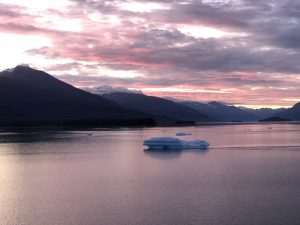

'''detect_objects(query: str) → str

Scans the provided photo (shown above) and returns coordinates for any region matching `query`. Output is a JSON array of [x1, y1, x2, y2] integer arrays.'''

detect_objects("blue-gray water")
[[1, 123, 300, 225]]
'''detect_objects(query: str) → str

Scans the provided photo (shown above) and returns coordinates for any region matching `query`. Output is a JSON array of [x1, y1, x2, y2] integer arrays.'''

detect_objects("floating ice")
[[143, 136, 209, 149]]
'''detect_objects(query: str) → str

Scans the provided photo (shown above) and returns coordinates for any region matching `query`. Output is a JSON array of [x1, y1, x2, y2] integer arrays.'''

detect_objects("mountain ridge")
[[276, 102, 300, 121], [100, 92, 214, 122], [1, 66, 299, 126], [180, 101, 259, 122], [0, 65, 152, 125]]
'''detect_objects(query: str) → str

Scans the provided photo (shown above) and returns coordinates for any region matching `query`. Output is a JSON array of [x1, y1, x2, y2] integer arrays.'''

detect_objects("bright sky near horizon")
[[1, 0, 300, 108]]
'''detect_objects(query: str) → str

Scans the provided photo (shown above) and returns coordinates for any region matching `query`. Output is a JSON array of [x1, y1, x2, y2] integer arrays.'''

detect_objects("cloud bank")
[[1, 0, 300, 107]]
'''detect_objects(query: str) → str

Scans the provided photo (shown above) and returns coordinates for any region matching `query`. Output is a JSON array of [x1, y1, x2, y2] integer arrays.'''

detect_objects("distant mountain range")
[[180, 101, 258, 122], [0, 66, 299, 127], [180, 101, 287, 122], [88, 86, 300, 122], [88, 86, 299, 122], [276, 103, 300, 121], [101, 92, 214, 123], [241, 107, 286, 120]]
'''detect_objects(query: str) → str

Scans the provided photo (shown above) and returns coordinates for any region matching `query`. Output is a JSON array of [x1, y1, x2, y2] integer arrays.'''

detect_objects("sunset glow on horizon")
[[1, 0, 300, 108]]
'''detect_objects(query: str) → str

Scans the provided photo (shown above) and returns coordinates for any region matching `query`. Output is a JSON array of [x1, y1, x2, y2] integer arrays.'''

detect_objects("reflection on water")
[[0, 131, 89, 143], [144, 148, 209, 160], [0, 123, 300, 225]]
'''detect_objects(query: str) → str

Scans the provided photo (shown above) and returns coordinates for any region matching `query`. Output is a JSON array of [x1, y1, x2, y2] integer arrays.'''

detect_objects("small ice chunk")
[[176, 132, 192, 136]]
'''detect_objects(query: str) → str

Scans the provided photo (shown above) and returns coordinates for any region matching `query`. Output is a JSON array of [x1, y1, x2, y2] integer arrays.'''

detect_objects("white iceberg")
[[143, 137, 209, 149]]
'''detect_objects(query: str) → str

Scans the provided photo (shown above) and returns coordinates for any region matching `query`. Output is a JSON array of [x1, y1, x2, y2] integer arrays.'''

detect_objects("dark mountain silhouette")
[[241, 107, 286, 120], [276, 103, 300, 121], [259, 116, 292, 122], [181, 101, 258, 122], [0, 65, 151, 126], [101, 92, 213, 122], [1, 66, 295, 126]]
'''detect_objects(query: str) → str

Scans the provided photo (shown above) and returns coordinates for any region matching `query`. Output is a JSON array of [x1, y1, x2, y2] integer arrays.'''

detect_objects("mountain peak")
[[85, 85, 143, 95], [1, 65, 41, 78], [207, 101, 225, 108], [2, 65, 31, 73], [292, 102, 300, 109], [208, 101, 222, 105], [15, 64, 32, 70]]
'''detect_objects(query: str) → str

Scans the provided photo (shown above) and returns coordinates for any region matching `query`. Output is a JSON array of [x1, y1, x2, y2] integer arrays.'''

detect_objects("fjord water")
[[1, 124, 300, 225]]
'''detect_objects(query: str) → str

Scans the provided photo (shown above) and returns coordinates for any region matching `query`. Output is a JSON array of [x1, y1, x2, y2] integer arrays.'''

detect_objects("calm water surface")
[[1, 123, 300, 225]]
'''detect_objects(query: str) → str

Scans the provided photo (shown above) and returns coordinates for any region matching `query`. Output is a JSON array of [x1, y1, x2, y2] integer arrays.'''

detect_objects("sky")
[[1, 0, 300, 108]]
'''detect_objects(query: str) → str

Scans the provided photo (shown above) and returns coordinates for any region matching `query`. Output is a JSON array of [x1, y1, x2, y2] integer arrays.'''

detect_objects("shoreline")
[[0, 121, 299, 133]]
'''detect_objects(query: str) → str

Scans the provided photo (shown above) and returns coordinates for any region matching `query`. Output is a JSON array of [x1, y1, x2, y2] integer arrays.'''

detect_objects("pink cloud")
[[1, 0, 300, 107]]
